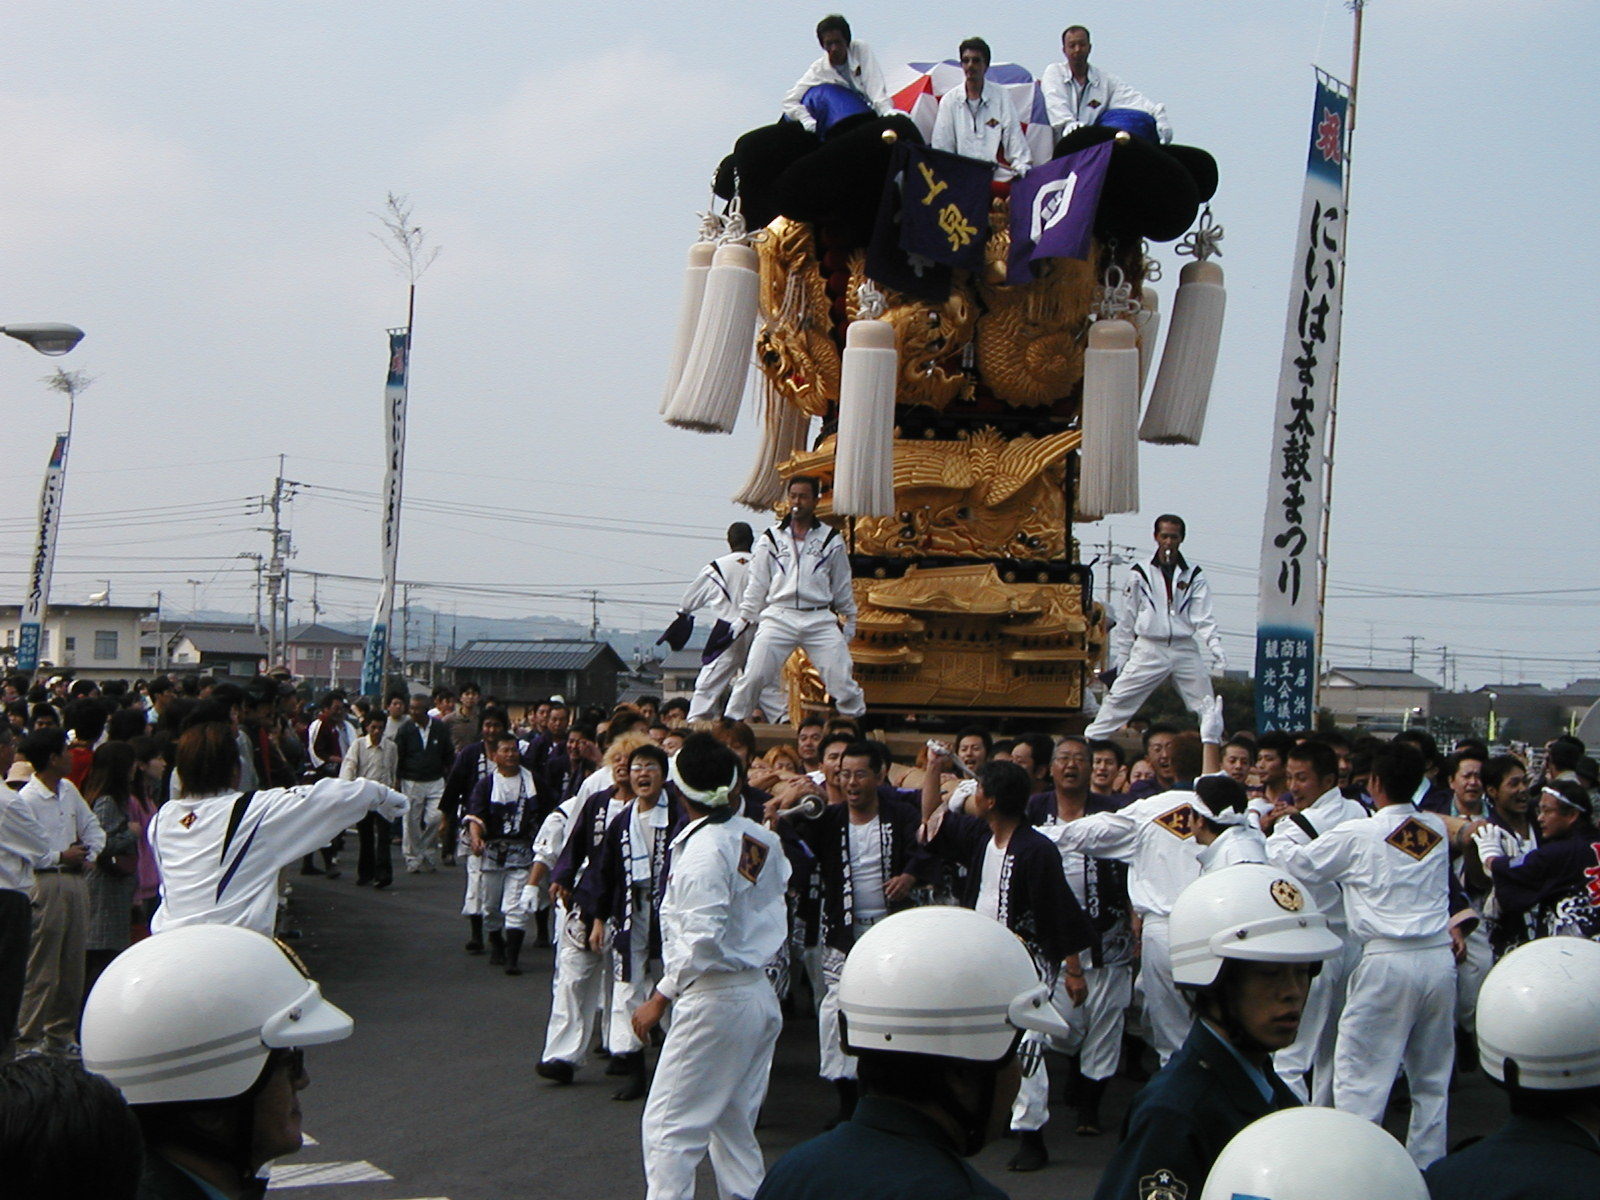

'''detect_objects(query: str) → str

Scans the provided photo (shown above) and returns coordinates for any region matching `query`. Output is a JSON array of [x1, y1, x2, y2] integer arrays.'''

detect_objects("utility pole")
[[262, 456, 296, 669], [430, 611, 440, 685], [1436, 645, 1449, 691], [153, 590, 164, 672], [400, 584, 412, 680], [1404, 635, 1420, 673], [588, 591, 600, 640]]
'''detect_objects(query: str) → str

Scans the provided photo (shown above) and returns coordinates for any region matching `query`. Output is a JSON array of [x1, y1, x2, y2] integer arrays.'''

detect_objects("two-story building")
[[0, 603, 150, 684]]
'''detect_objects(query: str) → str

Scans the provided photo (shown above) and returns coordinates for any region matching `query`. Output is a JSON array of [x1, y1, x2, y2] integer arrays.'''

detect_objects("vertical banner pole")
[[15, 434, 70, 675], [360, 300, 412, 698], [1254, 70, 1350, 732]]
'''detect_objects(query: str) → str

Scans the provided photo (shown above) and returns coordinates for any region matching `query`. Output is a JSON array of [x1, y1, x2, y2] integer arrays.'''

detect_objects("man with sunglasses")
[[81, 923, 354, 1200]]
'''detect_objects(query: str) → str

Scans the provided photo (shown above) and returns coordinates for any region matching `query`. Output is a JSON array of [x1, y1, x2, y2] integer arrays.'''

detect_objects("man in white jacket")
[[673, 523, 762, 723], [1086, 514, 1224, 739], [1040, 25, 1171, 143], [151, 720, 408, 937], [724, 476, 865, 722], [781, 14, 893, 133]]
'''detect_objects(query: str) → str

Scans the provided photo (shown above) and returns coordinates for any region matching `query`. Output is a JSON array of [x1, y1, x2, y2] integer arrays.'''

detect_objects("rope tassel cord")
[[665, 240, 761, 434], [1077, 317, 1141, 521], [733, 377, 810, 510], [1134, 284, 1161, 397]]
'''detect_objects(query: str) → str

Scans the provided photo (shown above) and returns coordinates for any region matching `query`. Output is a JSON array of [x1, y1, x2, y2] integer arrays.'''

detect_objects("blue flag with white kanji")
[[895, 142, 993, 271], [1006, 141, 1112, 284]]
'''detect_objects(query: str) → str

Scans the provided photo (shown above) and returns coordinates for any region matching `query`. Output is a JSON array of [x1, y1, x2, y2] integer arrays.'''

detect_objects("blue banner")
[[360, 328, 409, 697], [1006, 140, 1112, 284]]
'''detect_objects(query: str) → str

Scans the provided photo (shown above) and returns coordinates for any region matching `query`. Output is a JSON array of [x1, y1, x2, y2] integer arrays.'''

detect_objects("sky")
[[1, 1, 1595, 691]]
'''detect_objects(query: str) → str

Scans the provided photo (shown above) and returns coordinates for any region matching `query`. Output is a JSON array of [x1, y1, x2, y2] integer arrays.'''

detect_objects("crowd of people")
[[1, 649, 1597, 1198]]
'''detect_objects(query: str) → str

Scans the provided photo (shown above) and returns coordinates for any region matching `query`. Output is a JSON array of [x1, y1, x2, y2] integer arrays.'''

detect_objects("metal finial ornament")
[[1094, 264, 1137, 321]]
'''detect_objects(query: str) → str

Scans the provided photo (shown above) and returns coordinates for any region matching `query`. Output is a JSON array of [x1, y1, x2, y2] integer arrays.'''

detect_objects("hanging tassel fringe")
[[660, 239, 718, 414], [665, 238, 761, 434], [733, 378, 810, 510], [1133, 285, 1161, 397], [1140, 259, 1226, 445], [832, 314, 897, 517], [1077, 317, 1141, 521]]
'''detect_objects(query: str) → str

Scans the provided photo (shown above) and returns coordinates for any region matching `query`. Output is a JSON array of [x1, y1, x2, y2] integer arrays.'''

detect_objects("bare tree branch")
[[371, 192, 442, 285], [41, 368, 94, 399]]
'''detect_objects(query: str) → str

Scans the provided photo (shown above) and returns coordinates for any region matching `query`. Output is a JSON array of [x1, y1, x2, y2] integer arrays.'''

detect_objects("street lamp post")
[[1487, 691, 1499, 744], [8, 324, 88, 676]]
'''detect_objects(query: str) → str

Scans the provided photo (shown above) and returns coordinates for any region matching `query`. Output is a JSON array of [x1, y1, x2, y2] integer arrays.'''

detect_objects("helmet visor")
[[260, 979, 354, 1048]]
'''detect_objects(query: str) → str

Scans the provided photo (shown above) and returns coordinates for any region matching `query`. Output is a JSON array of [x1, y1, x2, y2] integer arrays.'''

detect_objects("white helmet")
[[82, 924, 353, 1105], [838, 907, 1069, 1062], [1199, 1106, 1427, 1200], [1477, 935, 1600, 1089], [1169, 862, 1342, 987]]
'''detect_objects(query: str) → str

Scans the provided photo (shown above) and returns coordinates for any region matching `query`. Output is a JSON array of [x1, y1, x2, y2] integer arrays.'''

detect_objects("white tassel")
[[832, 316, 897, 517], [1077, 318, 1141, 521], [665, 242, 760, 434], [1141, 259, 1226, 445], [1134, 285, 1161, 397], [733, 378, 810, 510], [660, 240, 718, 414]]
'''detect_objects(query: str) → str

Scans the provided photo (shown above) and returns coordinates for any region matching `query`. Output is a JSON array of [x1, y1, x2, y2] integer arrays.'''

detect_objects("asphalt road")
[[271, 865, 1505, 1200]]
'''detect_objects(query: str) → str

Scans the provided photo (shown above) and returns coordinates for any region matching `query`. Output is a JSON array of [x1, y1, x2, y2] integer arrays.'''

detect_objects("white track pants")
[[686, 627, 764, 723], [479, 867, 531, 934], [1333, 943, 1455, 1169], [609, 909, 663, 1056], [541, 905, 609, 1066], [1137, 917, 1189, 1066], [1085, 638, 1215, 739], [643, 972, 780, 1200], [1454, 922, 1493, 1035], [401, 778, 444, 870], [725, 608, 865, 721], [1057, 962, 1133, 1081], [1275, 931, 1357, 1104], [816, 946, 857, 1081]]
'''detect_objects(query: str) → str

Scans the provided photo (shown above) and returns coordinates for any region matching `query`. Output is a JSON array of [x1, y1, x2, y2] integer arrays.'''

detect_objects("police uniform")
[[676, 550, 762, 723], [1085, 553, 1223, 739], [1273, 801, 1458, 1167], [642, 807, 790, 1200], [754, 1096, 1008, 1199], [1424, 1113, 1600, 1200], [1264, 785, 1370, 1103], [724, 518, 865, 722], [1047, 787, 1213, 1063], [1092, 1020, 1299, 1200]]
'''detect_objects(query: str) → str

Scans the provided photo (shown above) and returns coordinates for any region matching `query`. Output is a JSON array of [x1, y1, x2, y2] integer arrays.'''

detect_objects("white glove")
[[1210, 646, 1228, 673], [1473, 824, 1514, 869], [1199, 696, 1225, 745], [731, 617, 750, 638], [840, 619, 857, 641]]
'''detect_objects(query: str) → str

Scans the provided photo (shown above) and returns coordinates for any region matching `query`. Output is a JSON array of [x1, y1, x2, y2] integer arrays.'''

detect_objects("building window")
[[94, 630, 119, 660], [64, 636, 77, 652], [305, 646, 325, 660]]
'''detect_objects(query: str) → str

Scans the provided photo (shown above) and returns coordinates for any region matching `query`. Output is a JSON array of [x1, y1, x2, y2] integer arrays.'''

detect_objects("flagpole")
[[1311, 0, 1365, 716]]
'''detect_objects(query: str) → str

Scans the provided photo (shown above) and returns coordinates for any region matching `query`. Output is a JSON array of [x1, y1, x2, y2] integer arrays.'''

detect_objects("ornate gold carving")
[[844, 252, 976, 411], [975, 254, 1097, 407], [755, 218, 840, 418]]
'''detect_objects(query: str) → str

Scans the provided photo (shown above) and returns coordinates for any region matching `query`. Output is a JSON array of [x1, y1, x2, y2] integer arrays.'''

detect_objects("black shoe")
[[465, 915, 485, 954], [536, 1059, 575, 1085], [1007, 1130, 1048, 1172], [355, 877, 372, 887], [503, 930, 525, 976], [324, 865, 342, 880], [488, 931, 506, 966], [606, 1053, 632, 1076], [299, 859, 325, 877], [375, 877, 392, 890], [611, 1053, 648, 1101]]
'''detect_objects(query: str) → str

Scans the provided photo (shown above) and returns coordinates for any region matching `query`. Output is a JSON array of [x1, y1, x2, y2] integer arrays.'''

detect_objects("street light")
[[1487, 691, 1499, 744], [1, 323, 85, 356]]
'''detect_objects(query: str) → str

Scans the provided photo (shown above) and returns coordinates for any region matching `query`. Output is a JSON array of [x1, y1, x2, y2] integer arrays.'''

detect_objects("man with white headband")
[[632, 733, 790, 1200], [1474, 778, 1600, 941]]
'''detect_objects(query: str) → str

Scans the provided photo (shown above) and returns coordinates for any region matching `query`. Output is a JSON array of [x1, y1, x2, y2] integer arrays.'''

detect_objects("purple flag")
[[1006, 141, 1112, 284]]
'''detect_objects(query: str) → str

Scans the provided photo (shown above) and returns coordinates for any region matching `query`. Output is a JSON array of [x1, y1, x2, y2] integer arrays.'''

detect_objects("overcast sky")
[[1, 1, 1593, 690]]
